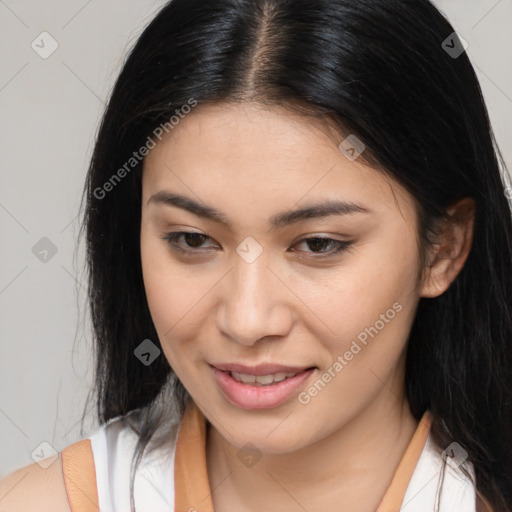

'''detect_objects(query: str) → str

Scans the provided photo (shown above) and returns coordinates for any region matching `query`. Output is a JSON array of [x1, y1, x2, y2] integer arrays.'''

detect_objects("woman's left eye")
[[292, 236, 352, 256], [160, 231, 352, 257]]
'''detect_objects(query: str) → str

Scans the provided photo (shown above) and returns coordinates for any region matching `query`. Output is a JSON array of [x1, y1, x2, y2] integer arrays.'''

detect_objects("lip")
[[210, 364, 316, 410]]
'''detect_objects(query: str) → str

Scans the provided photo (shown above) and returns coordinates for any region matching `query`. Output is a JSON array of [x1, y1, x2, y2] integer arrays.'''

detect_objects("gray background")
[[1, 0, 511, 476]]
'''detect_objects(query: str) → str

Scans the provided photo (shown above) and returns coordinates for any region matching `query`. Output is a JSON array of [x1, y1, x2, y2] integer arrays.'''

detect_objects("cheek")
[[296, 231, 421, 369], [140, 227, 216, 370], [140, 228, 189, 345], [141, 226, 193, 321], [140, 228, 173, 326], [293, 251, 419, 432]]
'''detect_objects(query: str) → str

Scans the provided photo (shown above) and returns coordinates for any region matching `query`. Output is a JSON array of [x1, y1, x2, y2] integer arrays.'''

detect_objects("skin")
[[139, 102, 474, 512]]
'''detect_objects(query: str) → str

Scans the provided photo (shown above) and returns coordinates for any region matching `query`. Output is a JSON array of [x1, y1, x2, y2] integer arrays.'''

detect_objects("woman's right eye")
[[160, 231, 217, 253]]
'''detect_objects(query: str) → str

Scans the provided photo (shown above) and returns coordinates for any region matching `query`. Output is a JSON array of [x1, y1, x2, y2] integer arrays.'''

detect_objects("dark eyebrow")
[[147, 191, 373, 231]]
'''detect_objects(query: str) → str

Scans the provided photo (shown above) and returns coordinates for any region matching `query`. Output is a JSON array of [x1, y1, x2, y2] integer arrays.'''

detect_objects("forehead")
[[141, 102, 415, 223]]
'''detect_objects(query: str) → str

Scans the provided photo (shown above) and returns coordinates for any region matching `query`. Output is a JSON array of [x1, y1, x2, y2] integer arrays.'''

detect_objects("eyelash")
[[160, 231, 353, 258]]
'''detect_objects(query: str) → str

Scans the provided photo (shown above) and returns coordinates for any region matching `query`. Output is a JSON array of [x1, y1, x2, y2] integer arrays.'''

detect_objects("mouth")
[[210, 363, 317, 409]]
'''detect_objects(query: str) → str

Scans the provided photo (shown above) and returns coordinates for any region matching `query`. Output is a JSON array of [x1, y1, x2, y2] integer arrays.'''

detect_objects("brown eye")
[[181, 232, 208, 248], [161, 231, 217, 253], [292, 237, 353, 256]]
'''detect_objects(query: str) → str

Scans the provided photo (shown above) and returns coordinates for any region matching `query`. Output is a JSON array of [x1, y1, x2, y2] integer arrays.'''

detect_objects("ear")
[[420, 197, 475, 298]]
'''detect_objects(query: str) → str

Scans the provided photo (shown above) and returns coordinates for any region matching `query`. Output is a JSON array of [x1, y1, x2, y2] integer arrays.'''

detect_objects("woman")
[[1, 0, 511, 510]]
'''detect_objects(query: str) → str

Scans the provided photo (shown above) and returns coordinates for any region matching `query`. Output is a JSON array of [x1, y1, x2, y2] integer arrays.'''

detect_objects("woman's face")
[[140, 102, 426, 453]]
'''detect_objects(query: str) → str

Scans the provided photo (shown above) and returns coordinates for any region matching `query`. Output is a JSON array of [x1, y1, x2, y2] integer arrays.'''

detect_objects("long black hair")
[[80, 0, 512, 510]]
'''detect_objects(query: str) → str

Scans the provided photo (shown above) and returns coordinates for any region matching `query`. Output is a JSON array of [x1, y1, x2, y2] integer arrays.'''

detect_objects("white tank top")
[[88, 413, 179, 512], [85, 408, 477, 512]]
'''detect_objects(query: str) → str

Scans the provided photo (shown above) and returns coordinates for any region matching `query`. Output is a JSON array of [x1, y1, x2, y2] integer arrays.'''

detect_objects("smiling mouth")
[[211, 365, 317, 409]]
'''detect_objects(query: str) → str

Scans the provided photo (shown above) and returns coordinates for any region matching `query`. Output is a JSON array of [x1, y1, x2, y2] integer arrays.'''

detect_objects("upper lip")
[[210, 362, 315, 376]]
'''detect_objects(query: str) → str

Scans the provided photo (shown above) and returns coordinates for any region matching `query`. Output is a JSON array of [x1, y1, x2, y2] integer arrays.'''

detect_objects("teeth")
[[238, 372, 256, 383], [256, 374, 274, 385], [230, 371, 298, 385]]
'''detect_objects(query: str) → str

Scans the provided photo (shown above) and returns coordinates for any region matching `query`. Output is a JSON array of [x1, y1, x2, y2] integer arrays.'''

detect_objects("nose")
[[216, 251, 294, 346]]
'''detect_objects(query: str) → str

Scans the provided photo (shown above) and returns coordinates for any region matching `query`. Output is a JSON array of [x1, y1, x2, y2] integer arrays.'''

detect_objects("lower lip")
[[211, 366, 315, 410]]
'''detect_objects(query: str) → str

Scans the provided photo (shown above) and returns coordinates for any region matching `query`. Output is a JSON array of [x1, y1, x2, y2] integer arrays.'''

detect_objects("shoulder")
[[0, 410, 181, 512], [0, 455, 71, 512], [0, 415, 132, 512]]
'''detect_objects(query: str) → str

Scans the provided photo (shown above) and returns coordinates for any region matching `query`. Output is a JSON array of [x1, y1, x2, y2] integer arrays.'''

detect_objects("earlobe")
[[420, 197, 475, 299]]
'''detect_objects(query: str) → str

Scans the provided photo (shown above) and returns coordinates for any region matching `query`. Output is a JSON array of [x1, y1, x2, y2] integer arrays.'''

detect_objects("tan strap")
[[376, 411, 433, 512], [174, 399, 214, 512], [61, 439, 100, 512]]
